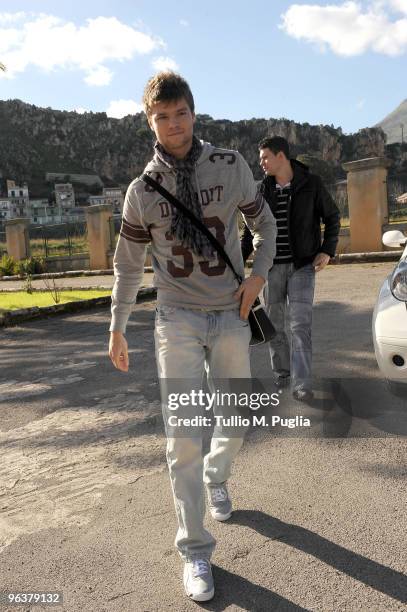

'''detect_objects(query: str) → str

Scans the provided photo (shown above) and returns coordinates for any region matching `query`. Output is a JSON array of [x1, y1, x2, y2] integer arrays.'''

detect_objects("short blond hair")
[[142, 71, 195, 117]]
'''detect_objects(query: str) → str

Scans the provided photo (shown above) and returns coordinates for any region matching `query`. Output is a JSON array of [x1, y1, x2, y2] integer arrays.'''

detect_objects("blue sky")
[[0, 0, 406, 134]]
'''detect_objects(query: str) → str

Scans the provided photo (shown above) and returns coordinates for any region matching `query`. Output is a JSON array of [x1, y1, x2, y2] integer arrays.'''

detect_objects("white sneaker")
[[183, 559, 214, 602], [206, 482, 232, 521]]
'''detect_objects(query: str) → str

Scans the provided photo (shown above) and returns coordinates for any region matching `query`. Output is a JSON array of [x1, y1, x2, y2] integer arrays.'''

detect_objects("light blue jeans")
[[154, 305, 251, 561], [264, 263, 315, 391]]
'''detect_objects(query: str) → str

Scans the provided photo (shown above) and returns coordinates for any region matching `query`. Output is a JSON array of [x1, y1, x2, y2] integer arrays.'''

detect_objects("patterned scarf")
[[154, 136, 214, 259]]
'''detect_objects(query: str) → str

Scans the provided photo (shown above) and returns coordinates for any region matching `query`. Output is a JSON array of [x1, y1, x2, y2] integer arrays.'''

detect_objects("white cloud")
[[151, 56, 179, 72], [0, 12, 27, 24], [106, 99, 143, 118], [280, 1, 407, 56], [84, 65, 113, 86], [0, 13, 165, 85], [179, 19, 189, 27], [390, 0, 407, 15]]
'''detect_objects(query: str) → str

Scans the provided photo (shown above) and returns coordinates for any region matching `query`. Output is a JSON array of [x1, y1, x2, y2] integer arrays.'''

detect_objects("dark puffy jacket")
[[241, 159, 341, 269]]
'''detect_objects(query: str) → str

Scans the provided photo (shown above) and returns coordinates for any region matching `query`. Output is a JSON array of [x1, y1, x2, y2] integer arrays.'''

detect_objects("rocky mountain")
[[0, 99, 388, 197], [376, 99, 407, 145]]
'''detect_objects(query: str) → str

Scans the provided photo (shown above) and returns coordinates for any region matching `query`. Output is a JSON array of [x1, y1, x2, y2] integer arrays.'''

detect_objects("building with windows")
[[103, 187, 124, 213], [6, 180, 30, 217], [0, 198, 12, 223], [29, 199, 63, 224], [396, 192, 407, 205], [1, 178, 92, 225], [89, 187, 123, 214], [55, 183, 75, 212]]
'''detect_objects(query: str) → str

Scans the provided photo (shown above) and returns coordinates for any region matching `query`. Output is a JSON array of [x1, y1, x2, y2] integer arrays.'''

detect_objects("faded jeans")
[[154, 305, 251, 561], [264, 263, 315, 391]]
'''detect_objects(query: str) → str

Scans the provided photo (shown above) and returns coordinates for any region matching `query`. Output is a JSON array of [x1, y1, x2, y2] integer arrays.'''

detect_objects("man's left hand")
[[234, 274, 265, 320], [313, 252, 331, 272]]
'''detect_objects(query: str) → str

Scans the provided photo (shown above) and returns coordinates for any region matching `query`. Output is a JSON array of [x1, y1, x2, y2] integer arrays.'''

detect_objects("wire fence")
[[2, 182, 406, 262], [388, 178, 407, 222], [29, 222, 89, 258], [0, 231, 6, 257]]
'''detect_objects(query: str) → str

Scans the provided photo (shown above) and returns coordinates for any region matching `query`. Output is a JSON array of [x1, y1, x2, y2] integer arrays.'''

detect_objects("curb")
[[0, 267, 154, 282], [0, 286, 157, 328], [0, 286, 113, 293], [0, 253, 399, 282], [0, 250, 402, 283], [245, 250, 402, 267], [0, 269, 114, 282], [0, 251, 401, 328], [332, 251, 402, 264]]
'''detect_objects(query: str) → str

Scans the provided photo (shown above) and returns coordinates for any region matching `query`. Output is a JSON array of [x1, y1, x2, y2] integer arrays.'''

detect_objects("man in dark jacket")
[[241, 136, 340, 401]]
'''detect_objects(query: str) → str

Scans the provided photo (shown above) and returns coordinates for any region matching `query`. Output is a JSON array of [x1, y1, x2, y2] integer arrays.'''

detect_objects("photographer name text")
[[167, 415, 311, 428]]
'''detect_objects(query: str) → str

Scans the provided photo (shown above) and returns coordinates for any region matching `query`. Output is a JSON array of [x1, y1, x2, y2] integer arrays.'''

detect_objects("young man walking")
[[108, 72, 276, 601], [242, 136, 340, 402]]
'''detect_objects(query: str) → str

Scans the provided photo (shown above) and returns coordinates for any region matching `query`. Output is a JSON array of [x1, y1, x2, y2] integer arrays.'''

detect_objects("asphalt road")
[[0, 262, 406, 612]]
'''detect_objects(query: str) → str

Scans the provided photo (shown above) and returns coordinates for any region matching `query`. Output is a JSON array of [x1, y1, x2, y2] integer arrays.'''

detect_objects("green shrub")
[[0, 254, 16, 277], [23, 273, 33, 294], [16, 256, 47, 276]]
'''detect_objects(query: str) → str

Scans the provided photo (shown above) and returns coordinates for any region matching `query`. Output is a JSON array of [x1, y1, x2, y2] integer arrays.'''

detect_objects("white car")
[[373, 229, 407, 389]]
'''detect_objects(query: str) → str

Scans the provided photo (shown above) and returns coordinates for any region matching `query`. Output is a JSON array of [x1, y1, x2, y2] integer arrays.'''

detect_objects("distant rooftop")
[[45, 172, 103, 187]]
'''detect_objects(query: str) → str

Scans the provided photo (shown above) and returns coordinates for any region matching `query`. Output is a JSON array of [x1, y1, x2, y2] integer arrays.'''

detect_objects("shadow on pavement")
[[231, 510, 407, 605], [200, 565, 308, 611]]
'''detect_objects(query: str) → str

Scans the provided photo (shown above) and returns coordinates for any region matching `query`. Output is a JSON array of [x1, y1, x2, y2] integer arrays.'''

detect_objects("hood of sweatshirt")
[[143, 140, 215, 174]]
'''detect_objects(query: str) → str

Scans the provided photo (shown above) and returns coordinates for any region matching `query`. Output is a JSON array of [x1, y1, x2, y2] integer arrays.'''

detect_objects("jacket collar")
[[263, 158, 310, 196], [290, 158, 309, 191]]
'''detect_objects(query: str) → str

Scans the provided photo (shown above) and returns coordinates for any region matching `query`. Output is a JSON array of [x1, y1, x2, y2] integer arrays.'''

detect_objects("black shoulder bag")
[[141, 173, 275, 346]]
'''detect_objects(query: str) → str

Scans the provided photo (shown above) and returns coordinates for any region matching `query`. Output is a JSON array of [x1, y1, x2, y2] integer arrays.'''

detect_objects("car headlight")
[[390, 260, 407, 301]]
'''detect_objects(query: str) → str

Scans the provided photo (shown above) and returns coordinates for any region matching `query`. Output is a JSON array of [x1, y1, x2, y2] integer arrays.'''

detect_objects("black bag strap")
[[141, 173, 243, 283]]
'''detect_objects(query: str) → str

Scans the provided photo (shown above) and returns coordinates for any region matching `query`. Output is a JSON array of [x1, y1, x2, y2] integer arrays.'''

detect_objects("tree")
[[0, 63, 6, 72]]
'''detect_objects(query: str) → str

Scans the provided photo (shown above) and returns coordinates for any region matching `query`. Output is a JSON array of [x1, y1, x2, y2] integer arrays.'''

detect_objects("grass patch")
[[389, 216, 407, 224], [0, 289, 111, 311], [29, 237, 88, 257]]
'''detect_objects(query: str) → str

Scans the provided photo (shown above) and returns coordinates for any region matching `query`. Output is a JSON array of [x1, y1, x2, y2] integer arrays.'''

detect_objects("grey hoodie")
[[110, 141, 276, 333]]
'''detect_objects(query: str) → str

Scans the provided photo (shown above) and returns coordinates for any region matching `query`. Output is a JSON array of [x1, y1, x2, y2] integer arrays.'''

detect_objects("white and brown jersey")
[[110, 142, 276, 333], [119, 218, 151, 245]]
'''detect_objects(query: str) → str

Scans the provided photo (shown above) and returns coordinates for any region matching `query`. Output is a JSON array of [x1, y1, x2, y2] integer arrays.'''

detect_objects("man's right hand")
[[109, 331, 129, 372]]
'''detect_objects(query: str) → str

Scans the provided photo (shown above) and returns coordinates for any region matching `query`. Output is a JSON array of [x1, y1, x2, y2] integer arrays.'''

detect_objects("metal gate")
[[29, 222, 88, 258], [388, 178, 407, 222], [0, 229, 6, 257]]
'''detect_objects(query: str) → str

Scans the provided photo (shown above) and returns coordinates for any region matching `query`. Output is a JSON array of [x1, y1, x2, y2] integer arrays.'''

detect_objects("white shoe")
[[183, 559, 214, 602], [206, 482, 232, 521]]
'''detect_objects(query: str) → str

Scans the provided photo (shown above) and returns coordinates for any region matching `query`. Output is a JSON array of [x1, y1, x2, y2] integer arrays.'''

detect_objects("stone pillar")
[[85, 204, 114, 270], [5, 217, 30, 260], [342, 157, 392, 253]]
